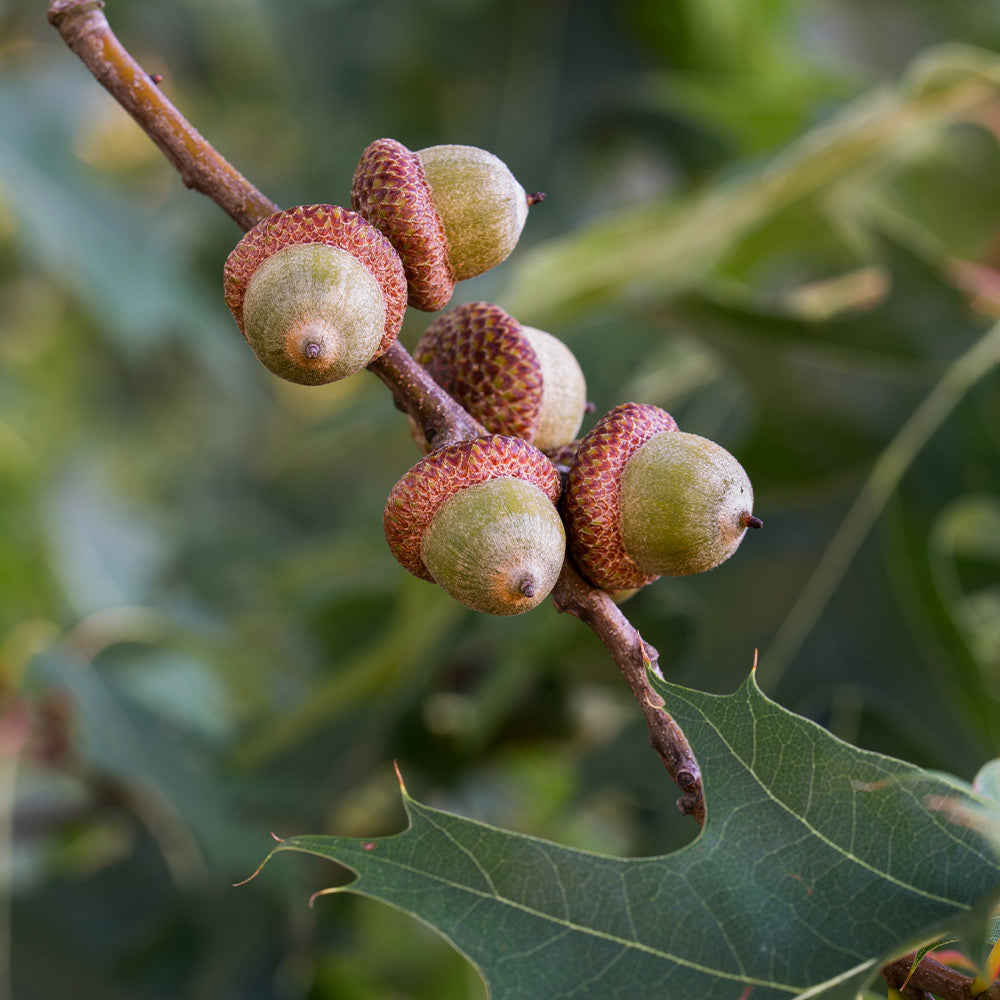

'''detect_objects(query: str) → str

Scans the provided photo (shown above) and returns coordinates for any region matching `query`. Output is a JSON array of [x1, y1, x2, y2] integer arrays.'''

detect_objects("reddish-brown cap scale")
[[562, 402, 679, 591], [384, 435, 561, 582], [351, 138, 454, 312], [415, 302, 543, 442], [223, 204, 407, 358]]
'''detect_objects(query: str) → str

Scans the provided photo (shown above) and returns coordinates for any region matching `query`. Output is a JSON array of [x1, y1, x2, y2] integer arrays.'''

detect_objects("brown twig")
[[551, 562, 704, 822], [46, 0, 703, 820], [882, 952, 1000, 1000], [46, 0, 484, 457], [368, 344, 487, 449], [46, 0, 277, 231]]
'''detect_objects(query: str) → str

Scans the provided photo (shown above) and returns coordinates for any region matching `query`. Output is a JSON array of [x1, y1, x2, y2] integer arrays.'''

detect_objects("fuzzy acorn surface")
[[619, 430, 759, 577], [421, 477, 565, 615], [417, 145, 529, 281], [415, 301, 587, 452], [384, 435, 564, 615]]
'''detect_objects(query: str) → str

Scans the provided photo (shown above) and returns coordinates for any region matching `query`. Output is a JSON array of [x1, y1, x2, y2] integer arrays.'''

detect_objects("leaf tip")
[[233, 858, 267, 888], [393, 759, 409, 796], [308, 886, 340, 909], [233, 832, 286, 887]]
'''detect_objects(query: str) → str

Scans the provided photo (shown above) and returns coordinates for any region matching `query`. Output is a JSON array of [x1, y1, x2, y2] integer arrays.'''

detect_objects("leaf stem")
[[46, 0, 704, 818]]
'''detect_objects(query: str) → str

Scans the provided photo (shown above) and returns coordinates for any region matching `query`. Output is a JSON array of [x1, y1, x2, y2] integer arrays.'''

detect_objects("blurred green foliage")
[[1, 1, 998, 998]]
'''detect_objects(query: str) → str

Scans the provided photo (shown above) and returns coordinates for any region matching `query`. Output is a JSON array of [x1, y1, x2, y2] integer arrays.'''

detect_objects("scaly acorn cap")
[[562, 402, 761, 590], [414, 301, 587, 452], [384, 435, 564, 615], [561, 402, 679, 591], [351, 139, 536, 311], [223, 204, 407, 385]]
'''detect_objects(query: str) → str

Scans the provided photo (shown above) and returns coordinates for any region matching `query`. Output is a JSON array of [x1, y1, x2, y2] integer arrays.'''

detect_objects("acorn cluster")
[[222, 138, 761, 616]]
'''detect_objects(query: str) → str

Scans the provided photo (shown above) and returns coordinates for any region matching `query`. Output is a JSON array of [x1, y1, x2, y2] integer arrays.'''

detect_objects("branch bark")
[[882, 952, 1000, 1000], [551, 561, 704, 822], [47, 0, 702, 821], [47, 0, 278, 231]]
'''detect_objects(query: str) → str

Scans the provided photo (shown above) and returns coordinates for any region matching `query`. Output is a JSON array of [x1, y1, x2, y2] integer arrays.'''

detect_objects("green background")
[[1, 1, 998, 998]]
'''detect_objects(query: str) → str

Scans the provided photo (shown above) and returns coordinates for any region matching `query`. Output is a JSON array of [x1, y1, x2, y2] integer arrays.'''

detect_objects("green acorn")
[[562, 402, 761, 591], [352, 139, 540, 311], [223, 204, 407, 385], [384, 435, 564, 616]]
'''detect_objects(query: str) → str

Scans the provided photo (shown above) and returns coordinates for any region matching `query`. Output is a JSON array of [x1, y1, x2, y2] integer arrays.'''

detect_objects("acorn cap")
[[414, 302, 586, 451], [561, 402, 679, 591], [351, 139, 454, 312], [224, 204, 407, 360]]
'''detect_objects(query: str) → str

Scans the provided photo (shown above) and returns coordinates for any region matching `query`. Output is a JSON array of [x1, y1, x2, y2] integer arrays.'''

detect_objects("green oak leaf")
[[254, 673, 1000, 999]]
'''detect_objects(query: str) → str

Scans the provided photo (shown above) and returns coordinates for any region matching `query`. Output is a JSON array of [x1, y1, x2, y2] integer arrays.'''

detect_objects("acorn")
[[352, 138, 539, 311], [562, 402, 761, 591], [414, 302, 587, 452], [384, 435, 564, 615], [223, 204, 407, 385]]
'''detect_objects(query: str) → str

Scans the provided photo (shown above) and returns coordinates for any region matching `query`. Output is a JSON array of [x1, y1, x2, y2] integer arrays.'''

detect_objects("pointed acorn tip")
[[526, 191, 547, 206], [741, 513, 764, 530], [520, 578, 536, 598], [304, 341, 322, 359]]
